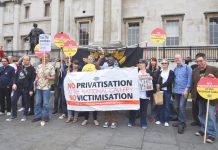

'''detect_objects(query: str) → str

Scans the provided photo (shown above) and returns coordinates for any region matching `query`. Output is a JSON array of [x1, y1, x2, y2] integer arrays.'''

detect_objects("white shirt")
[[161, 69, 170, 91]]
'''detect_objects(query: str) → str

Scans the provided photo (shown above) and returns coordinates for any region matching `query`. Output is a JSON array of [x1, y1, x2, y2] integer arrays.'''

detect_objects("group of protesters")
[[0, 52, 217, 143]]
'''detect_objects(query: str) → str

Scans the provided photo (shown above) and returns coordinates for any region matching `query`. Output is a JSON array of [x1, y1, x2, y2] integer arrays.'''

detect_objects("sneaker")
[[6, 116, 16, 122], [164, 122, 169, 127], [6, 112, 11, 116], [206, 136, 215, 143], [18, 107, 24, 112], [142, 126, 148, 129], [110, 122, 117, 129], [81, 120, 88, 126], [103, 122, 109, 128], [32, 117, 41, 123], [0, 112, 5, 115], [59, 114, 66, 119], [93, 120, 99, 126], [128, 123, 133, 127], [155, 121, 161, 125], [195, 131, 204, 136], [21, 116, 27, 122]]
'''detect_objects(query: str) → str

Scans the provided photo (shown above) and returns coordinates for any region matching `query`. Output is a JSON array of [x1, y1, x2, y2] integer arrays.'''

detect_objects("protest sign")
[[138, 74, 153, 91], [39, 34, 51, 52], [64, 67, 140, 111]]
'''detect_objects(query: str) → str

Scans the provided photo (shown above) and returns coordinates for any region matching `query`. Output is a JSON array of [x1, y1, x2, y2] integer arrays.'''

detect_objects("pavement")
[[0, 110, 218, 150]]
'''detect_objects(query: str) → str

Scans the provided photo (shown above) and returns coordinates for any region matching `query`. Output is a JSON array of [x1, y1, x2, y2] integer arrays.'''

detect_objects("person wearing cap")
[[0, 57, 15, 116], [128, 59, 152, 129]]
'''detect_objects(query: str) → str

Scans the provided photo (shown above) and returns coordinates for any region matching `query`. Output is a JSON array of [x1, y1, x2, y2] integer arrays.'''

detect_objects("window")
[[162, 14, 184, 46], [25, 6, 30, 19], [209, 18, 218, 44], [4, 37, 13, 50], [79, 22, 89, 45], [128, 23, 139, 46], [44, 3, 51, 17], [165, 20, 179, 46]]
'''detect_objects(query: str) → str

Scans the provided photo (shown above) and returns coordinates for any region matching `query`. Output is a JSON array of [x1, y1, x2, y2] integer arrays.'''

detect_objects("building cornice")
[[74, 16, 94, 23], [161, 13, 185, 21], [204, 11, 218, 19], [123, 16, 144, 24]]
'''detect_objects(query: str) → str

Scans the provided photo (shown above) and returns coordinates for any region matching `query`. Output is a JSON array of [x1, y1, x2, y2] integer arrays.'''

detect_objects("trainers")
[[32, 117, 41, 123], [110, 122, 117, 129], [103, 122, 109, 128], [142, 125, 148, 129], [21, 116, 27, 122], [164, 122, 169, 127], [206, 136, 215, 143], [81, 120, 88, 126], [94, 120, 99, 126], [128, 123, 133, 127], [18, 107, 24, 112], [195, 131, 204, 136], [59, 114, 66, 119], [155, 121, 161, 125], [6, 116, 16, 121], [6, 112, 11, 116], [0, 112, 5, 115]]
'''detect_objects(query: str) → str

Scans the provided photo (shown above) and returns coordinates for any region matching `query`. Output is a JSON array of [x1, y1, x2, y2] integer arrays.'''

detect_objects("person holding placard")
[[128, 59, 152, 129], [192, 53, 218, 143]]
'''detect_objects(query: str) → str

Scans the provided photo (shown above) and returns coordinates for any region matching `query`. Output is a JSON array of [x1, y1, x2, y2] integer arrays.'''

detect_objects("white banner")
[[39, 34, 51, 52], [64, 67, 140, 111]]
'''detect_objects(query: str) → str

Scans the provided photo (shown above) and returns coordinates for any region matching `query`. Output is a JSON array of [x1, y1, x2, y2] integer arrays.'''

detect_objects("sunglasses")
[[161, 62, 168, 64]]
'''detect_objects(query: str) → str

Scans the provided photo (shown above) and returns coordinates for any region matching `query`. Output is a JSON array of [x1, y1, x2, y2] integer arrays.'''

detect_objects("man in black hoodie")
[[6, 55, 36, 121]]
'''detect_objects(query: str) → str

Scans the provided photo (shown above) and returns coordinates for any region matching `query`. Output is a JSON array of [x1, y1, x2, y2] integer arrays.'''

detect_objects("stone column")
[[0, 2, 5, 47], [94, 0, 104, 46], [51, 0, 60, 39], [13, 2, 21, 50], [110, 0, 122, 46], [63, 0, 71, 33]]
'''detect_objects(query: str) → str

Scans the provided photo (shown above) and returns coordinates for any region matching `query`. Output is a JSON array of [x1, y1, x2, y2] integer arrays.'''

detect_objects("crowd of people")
[[0, 52, 217, 143]]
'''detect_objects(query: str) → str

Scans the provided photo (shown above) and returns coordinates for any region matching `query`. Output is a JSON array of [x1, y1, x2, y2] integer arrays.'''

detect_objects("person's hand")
[[12, 84, 17, 91], [182, 89, 189, 98], [208, 74, 215, 78], [83, 58, 88, 63], [29, 91, 33, 96], [99, 55, 105, 60]]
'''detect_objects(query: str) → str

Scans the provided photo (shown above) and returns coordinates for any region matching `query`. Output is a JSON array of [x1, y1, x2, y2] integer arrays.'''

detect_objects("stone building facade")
[[0, 0, 218, 50]]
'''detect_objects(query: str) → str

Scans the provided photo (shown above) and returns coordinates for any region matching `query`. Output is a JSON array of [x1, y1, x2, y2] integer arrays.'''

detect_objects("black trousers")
[[84, 112, 98, 120], [192, 100, 200, 124], [0, 87, 12, 113]]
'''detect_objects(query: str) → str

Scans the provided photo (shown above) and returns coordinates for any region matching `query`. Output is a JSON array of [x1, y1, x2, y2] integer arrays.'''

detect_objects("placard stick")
[[203, 99, 210, 144], [60, 48, 63, 77], [68, 56, 71, 73], [157, 46, 159, 62]]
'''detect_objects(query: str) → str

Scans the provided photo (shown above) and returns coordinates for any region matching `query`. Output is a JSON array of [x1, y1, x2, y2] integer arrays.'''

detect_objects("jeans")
[[0, 87, 12, 113], [174, 93, 187, 126], [129, 99, 149, 127], [35, 89, 50, 119], [160, 91, 171, 123], [198, 99, 216, 138], [11, 89, 30, 117], [53, 85, 62, 112]]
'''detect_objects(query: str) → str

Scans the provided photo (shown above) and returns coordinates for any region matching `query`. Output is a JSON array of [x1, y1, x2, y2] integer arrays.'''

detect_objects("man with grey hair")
[[173, 54, 192, 134]]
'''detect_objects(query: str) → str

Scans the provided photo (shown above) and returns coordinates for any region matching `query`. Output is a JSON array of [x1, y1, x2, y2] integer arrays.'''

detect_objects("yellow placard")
[[63, 47, 78, 57], [82, 64, 96, 72], [151, 35, 166, 44]]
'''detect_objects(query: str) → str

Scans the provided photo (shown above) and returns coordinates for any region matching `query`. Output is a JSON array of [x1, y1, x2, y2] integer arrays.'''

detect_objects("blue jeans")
[[174, 94, 187, 126], [129, 99, 149, 127], [160, 91, 171, 123], [35, 89, 50, 119], [198, 99, 216, 138], [11, 89, 30, 117]]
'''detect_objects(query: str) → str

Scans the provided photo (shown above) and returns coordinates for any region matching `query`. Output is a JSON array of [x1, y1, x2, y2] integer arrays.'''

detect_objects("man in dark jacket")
[[6, 55, 36, 121], [192, 53, 218, 143], [0, 57, 15, 115]]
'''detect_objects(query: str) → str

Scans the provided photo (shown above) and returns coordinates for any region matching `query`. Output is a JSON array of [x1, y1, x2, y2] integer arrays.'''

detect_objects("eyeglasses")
[[161, 62, 168, 64]]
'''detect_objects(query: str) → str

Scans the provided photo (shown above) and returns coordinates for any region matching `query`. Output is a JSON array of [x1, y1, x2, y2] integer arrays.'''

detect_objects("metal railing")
[[144, 46, 218, 62], [3, 46, 218, 62]]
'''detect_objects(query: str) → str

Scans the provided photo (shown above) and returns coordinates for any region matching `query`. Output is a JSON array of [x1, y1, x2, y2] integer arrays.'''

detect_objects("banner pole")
[[157, 46, 159, 62], [203, 99, 210, 144], [60, 48, 63, 77], [68, 56, 71, 73]]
